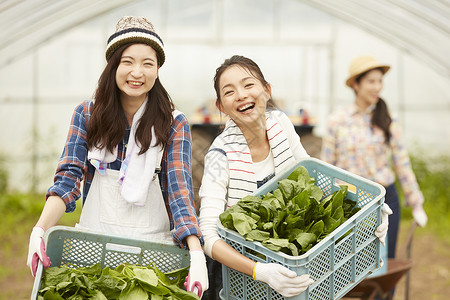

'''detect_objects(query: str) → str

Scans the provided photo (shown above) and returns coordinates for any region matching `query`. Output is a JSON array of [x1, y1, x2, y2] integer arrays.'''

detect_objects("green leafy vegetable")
[[220, 166, 360, 256], [38, 263, 199, 300]]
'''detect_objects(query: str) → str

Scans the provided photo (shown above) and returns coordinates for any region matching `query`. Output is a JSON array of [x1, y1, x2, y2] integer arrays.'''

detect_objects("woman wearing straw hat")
[[26, 16, 208, 297], [321, 55, 428, 260]]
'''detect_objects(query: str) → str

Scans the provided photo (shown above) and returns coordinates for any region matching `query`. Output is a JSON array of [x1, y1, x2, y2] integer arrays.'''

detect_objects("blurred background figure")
[[321, 55, 428, 261]]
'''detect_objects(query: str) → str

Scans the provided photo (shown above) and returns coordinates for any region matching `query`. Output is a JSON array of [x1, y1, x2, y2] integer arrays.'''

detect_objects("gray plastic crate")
[[31, 226, 189, 299], [218, 157, 386, 300]]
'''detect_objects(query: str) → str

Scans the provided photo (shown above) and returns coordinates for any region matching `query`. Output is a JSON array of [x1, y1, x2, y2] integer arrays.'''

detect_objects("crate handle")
[[334, 179, 357, 194], [106, 243, 142, 254]]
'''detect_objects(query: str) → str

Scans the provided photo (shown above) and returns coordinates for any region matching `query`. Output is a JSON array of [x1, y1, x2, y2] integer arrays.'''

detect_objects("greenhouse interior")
[[1, 1, 450, 300], [0, 0, 449, 193]]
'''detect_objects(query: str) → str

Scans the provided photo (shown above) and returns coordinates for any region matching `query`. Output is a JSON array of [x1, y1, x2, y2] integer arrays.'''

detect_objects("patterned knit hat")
[[105, 16, 165, 66]]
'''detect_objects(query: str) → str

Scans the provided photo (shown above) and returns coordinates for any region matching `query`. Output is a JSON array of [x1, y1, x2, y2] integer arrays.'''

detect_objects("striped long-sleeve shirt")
[[198, 110, 309, 257], [46, 100, 202, 247]]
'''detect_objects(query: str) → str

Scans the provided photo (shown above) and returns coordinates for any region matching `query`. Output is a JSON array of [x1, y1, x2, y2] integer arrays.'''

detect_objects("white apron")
[[77, 148, 172, 243]]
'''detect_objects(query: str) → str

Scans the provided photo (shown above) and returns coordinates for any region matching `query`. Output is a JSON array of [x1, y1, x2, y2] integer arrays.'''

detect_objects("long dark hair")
[[355, 68, 392, 144], [213, 55, 270, 108], [87, 43, 174, 154]]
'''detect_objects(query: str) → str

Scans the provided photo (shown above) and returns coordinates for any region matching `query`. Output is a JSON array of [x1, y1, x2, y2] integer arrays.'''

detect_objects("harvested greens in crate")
[[31, 226, 197, 300], [218, 158, 386, 300]]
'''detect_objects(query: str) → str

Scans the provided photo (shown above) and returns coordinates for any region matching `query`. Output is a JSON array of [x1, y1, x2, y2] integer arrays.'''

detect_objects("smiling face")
[[115, 43, 159, 103], [352, 68, 384, 110], [217, 65, 271, 128]]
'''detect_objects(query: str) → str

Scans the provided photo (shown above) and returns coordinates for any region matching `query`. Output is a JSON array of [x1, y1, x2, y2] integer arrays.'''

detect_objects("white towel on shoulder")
[[87, 98, 159, 206], [222, 111, 297, 204]]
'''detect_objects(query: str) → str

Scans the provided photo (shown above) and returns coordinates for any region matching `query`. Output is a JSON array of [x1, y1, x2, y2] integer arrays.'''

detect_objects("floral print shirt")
[[321, 104, 423, 207]]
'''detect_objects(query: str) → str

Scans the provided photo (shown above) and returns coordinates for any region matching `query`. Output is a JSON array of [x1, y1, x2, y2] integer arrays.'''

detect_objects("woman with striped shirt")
[[200, 55, 392, 299], [198, 55, 314, 299]]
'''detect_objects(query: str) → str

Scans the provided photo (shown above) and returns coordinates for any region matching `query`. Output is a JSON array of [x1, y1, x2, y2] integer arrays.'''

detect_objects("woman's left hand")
[[184, 250, 209, 298], [375, 203, 393, 246]]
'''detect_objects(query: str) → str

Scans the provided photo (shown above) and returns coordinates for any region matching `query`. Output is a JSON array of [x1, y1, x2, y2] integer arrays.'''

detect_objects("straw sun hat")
[[345, 55, 390, 87], [105, 16, 165, 66]]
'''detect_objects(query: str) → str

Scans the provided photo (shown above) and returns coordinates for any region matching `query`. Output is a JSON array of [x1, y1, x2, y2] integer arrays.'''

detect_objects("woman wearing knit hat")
[[26, 16, 208, 297], [321, 55, 428, 262]]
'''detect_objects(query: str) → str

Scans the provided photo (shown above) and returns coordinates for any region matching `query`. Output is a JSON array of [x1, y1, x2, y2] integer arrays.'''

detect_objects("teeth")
[[129, 81, 142, 86], [238, 103, 254, 112]]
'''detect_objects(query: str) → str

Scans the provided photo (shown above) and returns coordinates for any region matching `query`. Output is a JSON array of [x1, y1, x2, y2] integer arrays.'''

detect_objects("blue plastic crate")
[[218, 157, 386, 300], [367, 238, 388, 278], [31, 226, 190, 299]]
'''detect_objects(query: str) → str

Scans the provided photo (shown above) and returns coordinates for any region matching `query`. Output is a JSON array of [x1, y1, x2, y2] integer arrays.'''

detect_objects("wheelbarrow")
[[343, 221, 417, 300]]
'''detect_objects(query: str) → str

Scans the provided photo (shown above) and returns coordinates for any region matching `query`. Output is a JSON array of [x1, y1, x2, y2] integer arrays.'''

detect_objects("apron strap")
[[153, 145, 164, 180]]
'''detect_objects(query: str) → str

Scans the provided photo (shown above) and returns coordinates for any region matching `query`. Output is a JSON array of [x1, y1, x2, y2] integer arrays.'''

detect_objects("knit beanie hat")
[[105, 16, 165, 66]]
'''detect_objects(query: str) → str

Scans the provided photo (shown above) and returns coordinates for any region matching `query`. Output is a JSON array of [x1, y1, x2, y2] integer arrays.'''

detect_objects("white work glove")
[[26, 226, 51, 276], [184, 250, 209, 298], [254, 262, 313, 298], [375, 203, 393, 246], [412, 203, 427, 227]]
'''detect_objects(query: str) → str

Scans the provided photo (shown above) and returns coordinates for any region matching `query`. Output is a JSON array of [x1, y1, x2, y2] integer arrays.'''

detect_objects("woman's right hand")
[[254, 262, 313, 297], [26, 226, 51, 276], [184, 250, 209, 298], [27, 196, 66, 276]]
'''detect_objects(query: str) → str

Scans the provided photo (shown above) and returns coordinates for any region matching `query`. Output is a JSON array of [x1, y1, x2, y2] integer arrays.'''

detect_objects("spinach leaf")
[[121, 284, 148, 300], [231, 212, 257, 235], [262, 238, 290, 252], [278, 179, 297, 201], [308, 185, 323, 202], [273, 189, 285, 205], [262, 192, 284, 210], [133, 268, 158, 287], [258, 201, 276, 222], [296, 232, 317, 249], [245, 229, 271, 241], [310, 220, 324, 239]]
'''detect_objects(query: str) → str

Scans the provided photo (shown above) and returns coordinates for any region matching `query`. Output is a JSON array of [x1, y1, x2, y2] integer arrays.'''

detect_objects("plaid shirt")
[[321, 105, 424, 207], [47, 100, 202, 247]]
